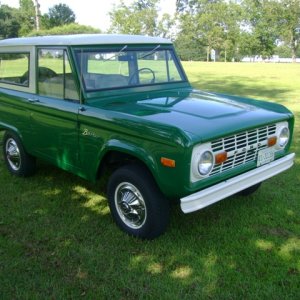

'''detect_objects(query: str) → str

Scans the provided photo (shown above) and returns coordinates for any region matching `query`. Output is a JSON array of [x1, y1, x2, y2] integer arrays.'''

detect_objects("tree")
[[156, 13, 176, 39], [0, 5, 21, 39], [176, 0, 242, 61], [42, 3, 76, 29], [276, 0, 300, 62], [240, 0, 280, 59], [34, 0, 41, 31], [19, 0, 35, 36], [108, 0, 159, 36]]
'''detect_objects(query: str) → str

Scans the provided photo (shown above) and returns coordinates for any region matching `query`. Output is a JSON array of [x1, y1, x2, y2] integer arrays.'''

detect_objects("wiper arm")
[[139, 45, 161, 59], [104, 45, 128, 61]]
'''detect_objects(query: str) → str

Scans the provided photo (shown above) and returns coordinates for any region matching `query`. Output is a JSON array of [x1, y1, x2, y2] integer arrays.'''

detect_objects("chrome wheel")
[[5, 138, 21, 171], [114, 182, 147, 229]]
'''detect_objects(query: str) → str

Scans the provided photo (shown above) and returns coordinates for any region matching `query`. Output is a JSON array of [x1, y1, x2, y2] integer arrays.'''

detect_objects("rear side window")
[[0, 53, 29, 86]]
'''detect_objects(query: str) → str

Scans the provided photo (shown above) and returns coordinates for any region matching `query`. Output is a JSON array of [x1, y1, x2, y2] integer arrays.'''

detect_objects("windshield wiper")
[[104, 45, 128, 61], [139, 45, 161, 59]]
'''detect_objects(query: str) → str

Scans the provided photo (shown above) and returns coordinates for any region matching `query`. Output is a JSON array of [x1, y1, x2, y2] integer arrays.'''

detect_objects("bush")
[[27, 23, 101, 37]]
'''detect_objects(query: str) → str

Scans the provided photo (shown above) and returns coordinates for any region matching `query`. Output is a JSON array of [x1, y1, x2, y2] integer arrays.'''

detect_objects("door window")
[[38, 49, 79, 101]]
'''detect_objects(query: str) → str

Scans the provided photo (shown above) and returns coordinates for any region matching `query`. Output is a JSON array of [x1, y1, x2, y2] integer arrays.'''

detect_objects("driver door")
[[27, 48, 81, 172]]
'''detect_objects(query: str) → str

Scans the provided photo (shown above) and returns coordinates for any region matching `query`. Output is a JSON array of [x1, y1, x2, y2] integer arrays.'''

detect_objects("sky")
[[0, 0, 176, 31]]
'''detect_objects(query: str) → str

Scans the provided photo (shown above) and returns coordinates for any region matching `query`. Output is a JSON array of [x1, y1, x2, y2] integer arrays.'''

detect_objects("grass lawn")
[[1, 62, 299, 299]]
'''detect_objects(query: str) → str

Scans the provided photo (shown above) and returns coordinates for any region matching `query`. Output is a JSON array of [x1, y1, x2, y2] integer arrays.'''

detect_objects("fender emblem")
[[82, 128, 99, 138]]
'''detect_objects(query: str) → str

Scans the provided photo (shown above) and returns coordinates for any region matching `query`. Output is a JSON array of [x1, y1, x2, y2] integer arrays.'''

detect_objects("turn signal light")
[[268, 136, 277, 147], [161, 157, 176, 168], [215, 151, 228, 165]]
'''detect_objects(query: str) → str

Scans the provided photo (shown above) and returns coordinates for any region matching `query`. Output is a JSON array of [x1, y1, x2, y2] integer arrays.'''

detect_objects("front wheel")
[[107, 164, 170, 239]]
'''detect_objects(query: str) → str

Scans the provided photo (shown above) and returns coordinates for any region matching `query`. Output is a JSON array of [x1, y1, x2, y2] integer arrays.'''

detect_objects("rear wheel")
[[107, 164, 170, 239], [3, 131, 36, 177]]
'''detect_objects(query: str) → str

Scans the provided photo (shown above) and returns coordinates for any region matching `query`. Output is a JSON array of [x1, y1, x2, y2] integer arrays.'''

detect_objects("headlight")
[[198, 151, 214, 176], [278, 126, 290, 148], [191, 144, 215, 182]]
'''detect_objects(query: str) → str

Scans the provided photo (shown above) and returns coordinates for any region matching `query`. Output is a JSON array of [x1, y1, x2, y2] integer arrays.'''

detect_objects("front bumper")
[[180, 153, 295, 213]]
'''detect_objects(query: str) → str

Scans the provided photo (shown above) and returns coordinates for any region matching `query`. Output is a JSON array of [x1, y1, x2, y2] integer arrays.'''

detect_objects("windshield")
[[74, 47, 185, 91]]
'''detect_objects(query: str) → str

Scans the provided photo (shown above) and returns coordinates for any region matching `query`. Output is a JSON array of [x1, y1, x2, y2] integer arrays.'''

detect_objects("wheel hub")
[[6, 138, 21, 171], [115, 183, 147, 229]]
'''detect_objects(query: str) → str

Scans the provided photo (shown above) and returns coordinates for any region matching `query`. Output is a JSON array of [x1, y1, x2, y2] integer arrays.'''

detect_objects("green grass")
[[1, 62, 299, 299], [0, 57, 29, 78]]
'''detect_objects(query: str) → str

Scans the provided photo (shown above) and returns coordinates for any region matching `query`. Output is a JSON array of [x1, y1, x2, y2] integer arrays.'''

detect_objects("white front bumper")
[[180, 153, 295, 213]]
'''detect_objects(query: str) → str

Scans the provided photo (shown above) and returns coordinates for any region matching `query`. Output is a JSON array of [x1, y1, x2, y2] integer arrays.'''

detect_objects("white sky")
[[0, 0, 176, 32]]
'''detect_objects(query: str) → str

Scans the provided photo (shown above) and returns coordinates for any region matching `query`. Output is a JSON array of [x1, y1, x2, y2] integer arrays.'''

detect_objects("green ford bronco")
[[0, 34, 295, 239]]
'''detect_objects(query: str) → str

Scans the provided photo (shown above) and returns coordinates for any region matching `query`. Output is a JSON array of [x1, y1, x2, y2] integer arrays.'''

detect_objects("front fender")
[[93, 138, 190, 198]]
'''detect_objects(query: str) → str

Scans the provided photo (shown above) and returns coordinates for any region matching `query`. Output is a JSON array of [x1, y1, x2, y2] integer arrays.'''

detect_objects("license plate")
[[257, 148, 275, 167]]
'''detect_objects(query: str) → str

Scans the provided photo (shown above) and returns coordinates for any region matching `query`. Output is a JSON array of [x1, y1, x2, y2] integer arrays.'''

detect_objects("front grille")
[[210, 124, 277, 175]]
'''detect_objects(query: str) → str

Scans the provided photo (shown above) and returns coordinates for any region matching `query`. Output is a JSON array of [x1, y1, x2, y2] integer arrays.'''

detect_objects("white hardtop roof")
[[0, 34, 172, 47]]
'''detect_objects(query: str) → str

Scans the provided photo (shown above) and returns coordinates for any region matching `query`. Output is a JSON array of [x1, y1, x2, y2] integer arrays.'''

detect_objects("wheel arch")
[[0, 125, 29, 151], [0, 124, 23, 139], [95, 139, 159, 185]]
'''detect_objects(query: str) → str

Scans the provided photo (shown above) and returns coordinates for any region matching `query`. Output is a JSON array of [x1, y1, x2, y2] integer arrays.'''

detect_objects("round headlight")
[[278, 127, 290, 148], [198, 151, 214, 176]]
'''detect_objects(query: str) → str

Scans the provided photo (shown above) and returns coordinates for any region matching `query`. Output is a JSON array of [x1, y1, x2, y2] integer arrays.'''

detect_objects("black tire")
[[2, 131, 36, 177], [238, 183, 262, 196], [107, 164, 170, 239]]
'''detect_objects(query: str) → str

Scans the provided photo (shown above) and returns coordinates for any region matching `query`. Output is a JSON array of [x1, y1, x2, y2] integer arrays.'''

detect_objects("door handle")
[[28, 98, 40, 103]]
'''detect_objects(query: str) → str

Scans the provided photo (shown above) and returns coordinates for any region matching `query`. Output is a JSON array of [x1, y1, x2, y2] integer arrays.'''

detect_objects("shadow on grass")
[[191, 74, 291, 103], [0, 112, 299, 299], [0, 152, 299, 299]]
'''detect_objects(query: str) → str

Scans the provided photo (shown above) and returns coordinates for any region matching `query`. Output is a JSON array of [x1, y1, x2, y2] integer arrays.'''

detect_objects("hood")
[[91, 89, 292, 144]]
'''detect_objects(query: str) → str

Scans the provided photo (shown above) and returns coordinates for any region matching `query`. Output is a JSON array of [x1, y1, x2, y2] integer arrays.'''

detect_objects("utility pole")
[[34, 0, 41, 31]]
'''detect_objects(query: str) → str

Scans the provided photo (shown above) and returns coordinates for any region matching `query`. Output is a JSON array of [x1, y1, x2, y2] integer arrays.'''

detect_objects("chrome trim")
[[6, 138, 21, 171], [114, 182, 147, 229], [210, 123, 277, 176]]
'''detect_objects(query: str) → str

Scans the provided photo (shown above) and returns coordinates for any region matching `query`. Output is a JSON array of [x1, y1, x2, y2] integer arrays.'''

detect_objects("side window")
[[38, 49, 79, 101], [0, 53, 29, 86]]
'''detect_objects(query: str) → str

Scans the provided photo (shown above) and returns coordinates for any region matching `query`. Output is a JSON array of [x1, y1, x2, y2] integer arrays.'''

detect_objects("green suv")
[[0, 34, 295, 239]]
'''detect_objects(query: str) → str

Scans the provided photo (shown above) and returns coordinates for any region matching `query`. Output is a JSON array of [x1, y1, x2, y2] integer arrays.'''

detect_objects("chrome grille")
[[210, 124, 277, 175]]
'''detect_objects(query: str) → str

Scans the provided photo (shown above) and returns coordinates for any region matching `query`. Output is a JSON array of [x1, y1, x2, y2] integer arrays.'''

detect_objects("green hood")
[[91, 88, 293, 145]]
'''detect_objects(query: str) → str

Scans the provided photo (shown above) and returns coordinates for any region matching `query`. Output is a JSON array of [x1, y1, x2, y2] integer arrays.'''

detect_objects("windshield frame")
[[72, 44, 188, 93]]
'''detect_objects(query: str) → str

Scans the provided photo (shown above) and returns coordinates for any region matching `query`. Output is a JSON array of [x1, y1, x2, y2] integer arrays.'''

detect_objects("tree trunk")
[[207, 46, 209, 62], [291, 48, 296, 63], [34, 0, 40, 31], [291, 36, 297, 63]]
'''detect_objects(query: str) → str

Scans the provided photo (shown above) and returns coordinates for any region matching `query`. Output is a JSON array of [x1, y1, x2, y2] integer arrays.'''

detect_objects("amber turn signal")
[[268, 136, 277, 147], [161, 157, 176, 168], [215, 151, 228, 165]]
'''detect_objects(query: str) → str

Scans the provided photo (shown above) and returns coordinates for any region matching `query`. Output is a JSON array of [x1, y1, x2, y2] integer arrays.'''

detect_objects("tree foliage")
[[109, 0, 175, 39], [27, 23, 101, 37], [42, 3, 76, 29], [0, 0, 299, 61], [176, 0, 242, 61], [109, 0, 159, 36], [0, 5, 21, 39], [276, 0, 300, 62], [19, 0, 35, 36], [175, 0, 300, 61], [240, 0, 280, 58]]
